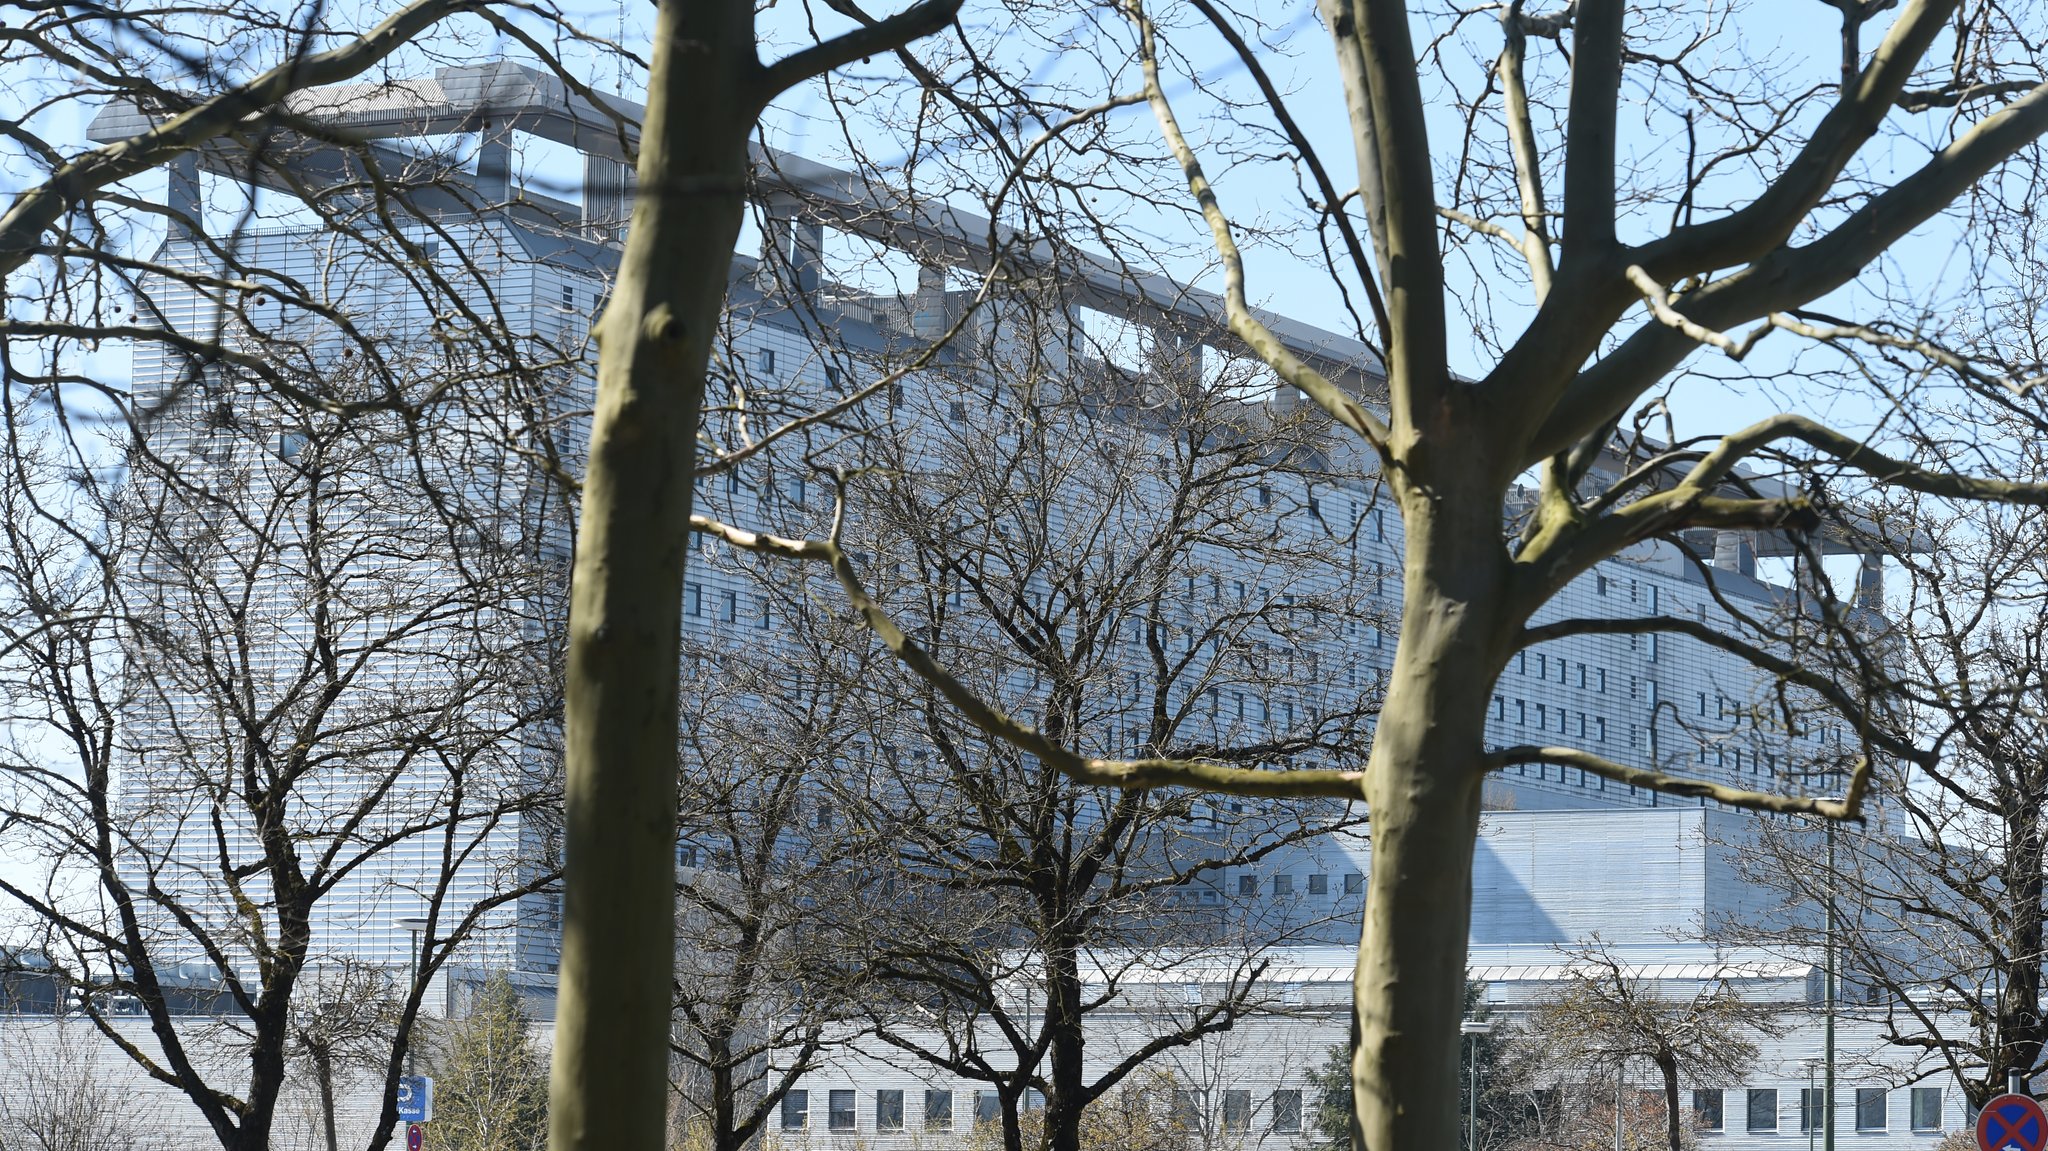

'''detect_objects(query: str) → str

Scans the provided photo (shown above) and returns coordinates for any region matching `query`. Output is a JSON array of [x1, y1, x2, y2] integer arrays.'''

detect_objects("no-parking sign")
[[1978, 1092, 2048, 1151]]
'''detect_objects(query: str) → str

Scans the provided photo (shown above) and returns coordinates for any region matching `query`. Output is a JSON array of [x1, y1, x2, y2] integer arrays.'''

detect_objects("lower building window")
[[925, 1089, 953, 1132], [876, 1090, 903, 1132], [782, 1090, 809, 1130], [1857, 1088, 1887, 1131], [1693, 1089, 1723, 1131], [1911, 1088, 1942, 1132], [1748, 1089, 1779, 1133], [1222, 1090, 1250, 1132], [1272, 1090, 1302, 1133], [830, 1090, 856, 1131], [1800, 1088, 1824, 1132], [975, 1090, 1001, 1127]]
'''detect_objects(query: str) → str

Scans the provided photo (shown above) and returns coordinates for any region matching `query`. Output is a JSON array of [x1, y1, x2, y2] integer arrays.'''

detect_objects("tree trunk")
[[1352, 485, 1509, 1151], [549, 0, 755, 1147], [711, 1047, 739, 1151], [1044, 937, 1086, 1151], [1658, 1052, 1681, 1151], [314, 1047, 341, 1151], [1993, 772, 2047, 1106], [998, 1090, 1025, 1151]]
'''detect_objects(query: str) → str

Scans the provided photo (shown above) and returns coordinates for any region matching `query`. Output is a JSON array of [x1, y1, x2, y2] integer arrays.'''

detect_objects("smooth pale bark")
[[551, 0, 960, 1145], [550, 1, 754, 1147], [1353, 470, 1513, 1151]]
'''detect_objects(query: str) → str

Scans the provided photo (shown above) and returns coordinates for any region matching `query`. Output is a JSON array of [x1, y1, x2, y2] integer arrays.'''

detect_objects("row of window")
[[779, 1088, 1306, 1134], [1511, 651, 1611, 694], [685, 583, 775, 629], [1495, 696, 1619, 745], [1234, 872, 1364, 898], [1697, 1086, 1944, 1134]]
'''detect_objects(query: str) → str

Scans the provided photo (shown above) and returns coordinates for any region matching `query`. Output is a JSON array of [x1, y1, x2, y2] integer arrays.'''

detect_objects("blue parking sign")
[[397, 1075, 434, 1124]]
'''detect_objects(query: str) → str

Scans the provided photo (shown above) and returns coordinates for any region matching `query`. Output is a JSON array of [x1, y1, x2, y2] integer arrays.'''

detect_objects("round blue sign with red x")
[[1978, 1093, 2048, 1151]]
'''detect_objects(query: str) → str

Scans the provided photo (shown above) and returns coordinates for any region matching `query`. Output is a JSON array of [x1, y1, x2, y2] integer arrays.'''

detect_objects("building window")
[[925, 1089, 953, 1131], [760, 349, 776, 374], [1799, 1088, 1824, 1133], [876, 1090, 903, 1132], [687, 583, 703, 617], [1257, 486, 1272, 507], [1238, 874, 1258, 897], [1272, 1090, 1302, 1133], [1309, 873, 1328, 895], [783, 1091, 809, 1130], [755, 596, 772, 629], [721, 591, 737, 623], [1748, 1089, 1778, 1133], [1344, 873, 1364, 895], [974, 1091, 1001, 1126], [1910, 1088, 1942, 1132], [948, 401, 967, 421], [1857, 1089, 1886, 1131], [1693, 1089, 1723, 1131], [1222, 1090, 1251, 1132], [829, 1090, 856, 1131], [1272, 874, 1293, 897]]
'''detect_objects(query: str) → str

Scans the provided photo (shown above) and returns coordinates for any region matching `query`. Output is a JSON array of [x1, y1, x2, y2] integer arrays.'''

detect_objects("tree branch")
[[757, 0, 967, 107], [1488, 745, 1872, 819], [690, 512, 1368, 802], [1559, 0, 1620, 263], [1529, 77, 2048, 465], [1518, 613, 1928, 768], [1628, 0, 1961, 281], [1128, 0, 1389, 450], [1495, 1, 1557, 299]]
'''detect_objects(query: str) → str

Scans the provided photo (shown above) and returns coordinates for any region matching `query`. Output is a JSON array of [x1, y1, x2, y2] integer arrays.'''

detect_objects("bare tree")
[[1515, 943, 1782, 1151], [292, 964, 403, 1151], [688, 298, 1380, 1151], [0, 1019, 161, 1151], [666, 606, 895, 1151], [0, 350, 565, 1151], [1731, 442, 2048, 1109]]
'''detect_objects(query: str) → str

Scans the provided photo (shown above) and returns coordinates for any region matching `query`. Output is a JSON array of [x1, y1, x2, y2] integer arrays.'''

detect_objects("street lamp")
[[393, 915, 430, 1075], [1462, 1018, 1494, 1151]]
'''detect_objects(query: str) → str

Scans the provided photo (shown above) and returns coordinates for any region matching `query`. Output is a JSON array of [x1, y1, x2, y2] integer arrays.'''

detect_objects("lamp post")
[[1824, 817, 1837, 1151], [393, 915, 429, 1075], [1462, 1018, 1493, 1151], [1785, 770, 1844, 1151]]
